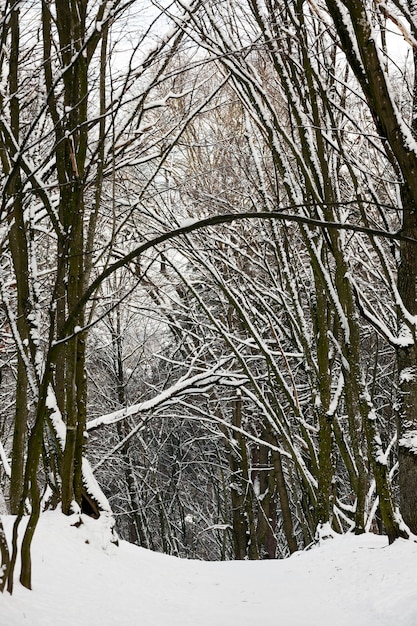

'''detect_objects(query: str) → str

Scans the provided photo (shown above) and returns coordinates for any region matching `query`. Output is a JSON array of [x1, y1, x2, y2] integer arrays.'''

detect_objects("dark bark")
[[270, 439, 298, 554], [5, 0, 31, 515], [0, 517, 10, 593]]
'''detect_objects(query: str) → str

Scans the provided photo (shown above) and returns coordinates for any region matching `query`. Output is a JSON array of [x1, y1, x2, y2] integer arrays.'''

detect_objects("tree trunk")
[[325, 0, 415, 535], [5, 0, 31, 515], [397, 187, 417, 533]]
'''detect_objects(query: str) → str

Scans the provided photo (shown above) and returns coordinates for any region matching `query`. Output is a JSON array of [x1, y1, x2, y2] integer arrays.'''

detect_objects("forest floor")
[[1, 510, 417, 625]]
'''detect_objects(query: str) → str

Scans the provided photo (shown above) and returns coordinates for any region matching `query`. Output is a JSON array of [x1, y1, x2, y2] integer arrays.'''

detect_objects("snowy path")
[[1, 512, 417, 626]]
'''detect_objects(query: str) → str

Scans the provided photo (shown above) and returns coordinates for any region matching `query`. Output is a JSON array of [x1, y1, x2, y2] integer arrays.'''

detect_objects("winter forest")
[[2, 0, 417, 595]]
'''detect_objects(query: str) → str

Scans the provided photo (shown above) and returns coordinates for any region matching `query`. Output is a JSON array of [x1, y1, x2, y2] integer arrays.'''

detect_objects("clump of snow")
[[397, 322, 415, 347], [314, 521, 338, 543], [177, 217, 199, 228], [400, 367, 417, 384], [399, 430, 417, 454], [1, 511, 417, 625]]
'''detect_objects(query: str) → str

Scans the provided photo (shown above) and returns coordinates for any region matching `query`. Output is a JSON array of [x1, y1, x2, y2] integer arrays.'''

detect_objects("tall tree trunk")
[[6, 0, 31, 515], [53, 0, 89, 515], [325, 0, 417, 536], [397, 182, 417, 533]]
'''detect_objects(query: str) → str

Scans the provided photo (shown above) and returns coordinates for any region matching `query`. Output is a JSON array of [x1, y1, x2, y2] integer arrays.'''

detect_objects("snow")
[[396, 321, 415, 347], [0, 441, 10, 479], [399, 367, 417, 384], [399, 430, 417, 454], [2, 511, 417, 625], [45, 386, 67, 448], [87, 363, 244, 431], [177, 217, 199, 228], [81, 458, 112, 515]]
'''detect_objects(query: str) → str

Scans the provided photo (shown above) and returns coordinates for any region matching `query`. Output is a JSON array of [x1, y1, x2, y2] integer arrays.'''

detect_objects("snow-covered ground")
[[1, 511, 417, 626]]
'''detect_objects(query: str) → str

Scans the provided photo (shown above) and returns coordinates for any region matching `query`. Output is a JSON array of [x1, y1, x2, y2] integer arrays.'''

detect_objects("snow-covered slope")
[[1, 511, 417, 626]]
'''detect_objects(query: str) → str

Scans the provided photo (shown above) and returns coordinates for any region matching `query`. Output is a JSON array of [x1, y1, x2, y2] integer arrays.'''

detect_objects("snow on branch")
[[63, 202, 415, 342], [376, 1, 417, 52], [87, 360, 246, 431], [0, 438, 10, 478], [82, 458, 112, 514]]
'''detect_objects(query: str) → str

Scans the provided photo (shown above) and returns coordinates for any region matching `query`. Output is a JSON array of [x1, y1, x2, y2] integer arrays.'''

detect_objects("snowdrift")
[[1, 511, 417, 626]]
